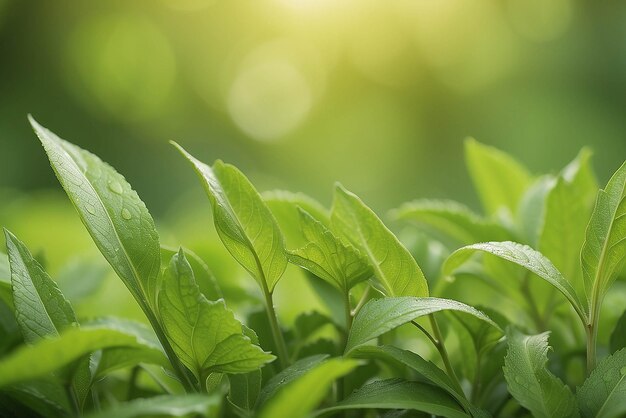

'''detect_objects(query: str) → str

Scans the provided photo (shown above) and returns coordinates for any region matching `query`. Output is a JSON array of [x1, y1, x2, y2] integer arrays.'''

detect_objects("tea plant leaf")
[[610, 310, 626, 354], [465, 138, 533, 216], [345, 297, 500, 354], [391, 199, 510, 244], [539, 149, 598, 282], [0, 327, 166, 388], [351, 345, 471, 412], [581, 160, 626, 315], [29, 117, 160, 309], [444, 241, 588, 323], [577, 347, 626, 418], [257, 357, 358, 418], [85, 394, 220, 418], [263, 190, 330, 249], [331, 184, 428, 297], [158, 249, 273, 380], [315, 379, 470, 418], [503, 328, 579, 418], [160, 245, 222, 301], [4, 229, 77, 343], [172, 143, 287, 292], [228, 369, 261, 415], [256, 354, 329, 407], [288, 208, 372, 292]]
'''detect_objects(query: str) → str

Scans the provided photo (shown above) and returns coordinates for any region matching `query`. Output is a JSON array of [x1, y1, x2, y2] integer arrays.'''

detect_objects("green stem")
[[586, 304, 600, 375], [127, 366, 140, 400], [143, 307, 198, 392], [429, 315, 464, 395], [337, 289, 353, 403], [261, 284, 290, 370]]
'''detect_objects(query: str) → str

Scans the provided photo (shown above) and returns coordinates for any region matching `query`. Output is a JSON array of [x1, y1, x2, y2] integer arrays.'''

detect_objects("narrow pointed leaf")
[[577, 347, 626, 418], [391, 199, 510, 244], [503, 328, 579, 418], [444, 241, 588, 323], [160, 245, 222, 301], [158, 249, 273, 379], [0, 326, 166, 388], [258, 358, 358, 418], [351, 345, 471, 413], [465, 138, 533, 216], [256, 354, 329, 407], [539, 149, 598, 282], [29, 117, 160, 308], [4, 229, 77, 343], [331, 184, 428, 297], [172, 143, 287, 292], [346, 297, 500, 354], [315, 379, 470, 418], [288, 208, 372, 292], [581, 160, 626, 312]]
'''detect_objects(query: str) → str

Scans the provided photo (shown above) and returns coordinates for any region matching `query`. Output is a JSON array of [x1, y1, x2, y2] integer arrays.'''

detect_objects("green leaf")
[[465, 138, 533, 216], [345, 297, 500, 354], [256, 354, 328, 407], [228, 369, 261, 416], [391, 199, 510, 245], [315, 379, 470, 418], [257, 357, 358, 418], [158, 249, 273, 380], [29, 116, 160, 309], [288, 208, 372, 292], [577, 347, 626, 418], [581, 160, 626, 315], [85, 394, 220, 418], [172, 143, 287, 292], [610, 310, 626, 354], [444, 241, 588, 324], [351, 345, 471, 413], [503, 328, 579, 418], [263, 190, 330, 249], [4, 229, 77, 343], [539, 149, 598, 282], [0, 326, 166, 388], [330, 184, 428, 297], [160, 245, 222, 301]]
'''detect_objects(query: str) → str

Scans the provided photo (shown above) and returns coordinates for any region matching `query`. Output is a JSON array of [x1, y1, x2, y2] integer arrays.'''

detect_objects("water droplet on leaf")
[[121, 208, 132, 220], [86, 205, 96, 215], [108, 180, 123, 194], [621, 366, 626, 376]]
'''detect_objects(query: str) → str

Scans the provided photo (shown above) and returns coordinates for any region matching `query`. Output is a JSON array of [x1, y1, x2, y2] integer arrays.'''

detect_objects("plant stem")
[[586, 304, 600, 374], [428, 314, 464, 395], [143, 306, 198, 392], [337, 290, 353, 403], [127, 366, 140, 400], [261, 284, 290, 370]]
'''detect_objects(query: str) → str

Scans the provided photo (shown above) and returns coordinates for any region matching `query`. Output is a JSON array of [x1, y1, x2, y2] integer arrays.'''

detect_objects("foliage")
[[1, 119, 625, 417]]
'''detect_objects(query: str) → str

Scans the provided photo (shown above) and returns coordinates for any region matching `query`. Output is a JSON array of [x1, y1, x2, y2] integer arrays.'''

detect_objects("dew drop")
[[86, 204, 96, 215], [603, 371, 613, 382], [621, 366, 626, 376], [108, 180, 123, 194], [121, 208, 132, 220], [514, 376, 524, 385]]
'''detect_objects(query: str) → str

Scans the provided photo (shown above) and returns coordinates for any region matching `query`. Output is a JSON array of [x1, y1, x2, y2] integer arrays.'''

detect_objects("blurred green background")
[[1, 0, 626, 321]]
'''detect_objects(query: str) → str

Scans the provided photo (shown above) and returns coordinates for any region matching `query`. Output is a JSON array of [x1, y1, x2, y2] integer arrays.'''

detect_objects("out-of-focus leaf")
[[331, 184, 428, 297], [315, 379, 470, 418], [577, 347, 626, 418], [346, 297, 500, 354], [257, 357, 357, 418], [391, 199, 510, 245], [256, 354, 328, 408], [85, 394, 220, 418], [540, 149, 598, 283], [503, 328, 579, 418], [610, 310, 626, 354], [465, 138, 533, 217], [173, 143, 287, 292]]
